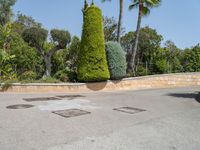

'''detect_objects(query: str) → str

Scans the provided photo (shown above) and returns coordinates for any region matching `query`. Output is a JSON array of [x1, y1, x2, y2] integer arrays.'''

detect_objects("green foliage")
[[13, 12, 42, 35], [121, 31, 134, 53], [77, 5, 110, 82], [0, 80, 13, 91], [51, 50, 66, 76], [19, 71, 37, 81], [22, 27, 48, 47], [39, 76, 60, 83], [66, 36, 81, 72], [163, 40, 182, 73], [22, 26, 71, 77], [103, 16, 118, 42], [0, 23, 43, 77], [121, 26, 163, 63], [153, 59, 168, 74], [15, 12, 41, 29], [105, 41, 126, 79], [0, 22, 12, 48], [136, 66, 147, 76], [121, 26, 164, 75], [129, 0, 161, 17], [0, 0, 16, 26], [83, 0, 89, 12], [0, 23, 17, 80], [10, 32, 44, 76], [182, 45, 200, 72], [53, 69, 69, 82], [50, 29, 71, 48]]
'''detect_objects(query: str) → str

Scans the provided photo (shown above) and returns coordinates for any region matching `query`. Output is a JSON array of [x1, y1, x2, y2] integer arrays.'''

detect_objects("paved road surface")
[[0, 87, 200, 150]]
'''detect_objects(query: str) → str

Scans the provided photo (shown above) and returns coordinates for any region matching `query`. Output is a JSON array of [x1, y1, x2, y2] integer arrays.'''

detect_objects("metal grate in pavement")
[[52, 109, 91, 118]]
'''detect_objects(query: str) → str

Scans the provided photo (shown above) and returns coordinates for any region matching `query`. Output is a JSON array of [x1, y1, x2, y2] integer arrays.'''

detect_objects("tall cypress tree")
[[77, 3, 110, 82]]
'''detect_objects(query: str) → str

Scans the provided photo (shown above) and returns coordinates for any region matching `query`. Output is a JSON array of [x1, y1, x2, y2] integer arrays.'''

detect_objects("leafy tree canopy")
[[0, 0, 16, 26]]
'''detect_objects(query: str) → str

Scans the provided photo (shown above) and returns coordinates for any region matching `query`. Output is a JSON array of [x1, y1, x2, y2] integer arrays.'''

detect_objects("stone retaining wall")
[[1, 72, 200, 93]]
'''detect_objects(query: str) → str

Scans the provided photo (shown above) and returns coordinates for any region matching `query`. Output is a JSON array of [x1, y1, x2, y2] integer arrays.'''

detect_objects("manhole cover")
[[113, 107, 146, 114], [56, 95, 85, 100], [6, 104, 34, 109], [23, 97, 61, 102], [52, 109, 91, 118]]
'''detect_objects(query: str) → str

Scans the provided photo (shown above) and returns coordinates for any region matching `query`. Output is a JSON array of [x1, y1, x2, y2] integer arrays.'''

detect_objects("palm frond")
[[145, 0, 161, 8], [141, 6, 150, 16], [129, 2, 139, 10], [101, 0, 111, 2]]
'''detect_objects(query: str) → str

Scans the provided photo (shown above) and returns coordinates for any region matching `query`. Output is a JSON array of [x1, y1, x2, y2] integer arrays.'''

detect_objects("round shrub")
[[20, 71, 37, 80], [136, 66, 147, 76], [153, 59, 168, 74], [53, 70, 69, 82], [77, 5, 110, 82], [105, 41, 126, 79]]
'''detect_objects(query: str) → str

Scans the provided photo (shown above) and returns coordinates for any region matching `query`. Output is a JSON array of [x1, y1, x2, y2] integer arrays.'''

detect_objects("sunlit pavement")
[[0, 87, 200, 150]]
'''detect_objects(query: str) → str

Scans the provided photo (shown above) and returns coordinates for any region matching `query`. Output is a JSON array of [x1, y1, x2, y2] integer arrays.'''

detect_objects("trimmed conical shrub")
[[106, 41, 126, 79], [77, 4, 110, 82]]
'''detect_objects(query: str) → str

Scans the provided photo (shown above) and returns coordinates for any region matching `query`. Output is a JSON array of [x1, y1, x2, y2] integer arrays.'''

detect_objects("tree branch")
[[35, 45, 45, 57], [48, 45, 62, 57]]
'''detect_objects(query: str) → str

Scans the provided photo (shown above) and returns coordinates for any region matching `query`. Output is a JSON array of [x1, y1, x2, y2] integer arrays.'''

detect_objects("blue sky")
[[13, 0, 200, 49]]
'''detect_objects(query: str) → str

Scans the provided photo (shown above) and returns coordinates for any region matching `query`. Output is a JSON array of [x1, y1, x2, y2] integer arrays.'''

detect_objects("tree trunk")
[[127, 1, 142, 74], [44, 54, 52, 76], [35, 45, 61, 77], [117, 0, 123, 43]]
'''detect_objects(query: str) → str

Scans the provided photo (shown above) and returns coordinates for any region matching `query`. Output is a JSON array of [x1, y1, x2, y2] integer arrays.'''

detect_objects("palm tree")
[[102, 0, 124, 43], [127, 0, 161, 74]]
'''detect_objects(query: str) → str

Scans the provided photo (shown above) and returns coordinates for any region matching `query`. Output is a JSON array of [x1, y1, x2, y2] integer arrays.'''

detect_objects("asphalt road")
[[0, 87, 200, 150]]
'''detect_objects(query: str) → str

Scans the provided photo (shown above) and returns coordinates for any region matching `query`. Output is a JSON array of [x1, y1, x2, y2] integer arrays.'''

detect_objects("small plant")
[[54, 69, 69, 82], [0, 49, 16, 81], [39, 76, 61, 83], [105, 41, 126, 80], [136, 66, 147, 76], [153, 59, 168, 74], [20, 71, 37, 81], [0, 81, 13, 92]]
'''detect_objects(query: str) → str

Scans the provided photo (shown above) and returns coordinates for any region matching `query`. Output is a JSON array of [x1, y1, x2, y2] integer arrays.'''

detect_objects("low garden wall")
[[1, 72, 200, 93]]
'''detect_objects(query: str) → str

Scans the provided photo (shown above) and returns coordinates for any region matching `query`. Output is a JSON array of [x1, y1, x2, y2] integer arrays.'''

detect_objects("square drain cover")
[[52, 109, 91, 118], [23, 97, 61, 102], [113, 107, 146, 114]]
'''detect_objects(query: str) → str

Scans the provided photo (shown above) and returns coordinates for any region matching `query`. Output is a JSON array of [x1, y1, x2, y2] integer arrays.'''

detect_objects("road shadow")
[[167, 92, 200, 103], [86, 81, 107, 91]]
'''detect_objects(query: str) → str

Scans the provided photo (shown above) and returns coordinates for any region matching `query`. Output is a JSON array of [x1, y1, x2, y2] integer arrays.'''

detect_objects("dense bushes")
[[53, 69, 69, 82], [182, 45, 200, 72], [77, 5, 110, 82], [19, 71, 37, 80], [136, 66, 147, 76], [153, 59, 168, 74], [105, 41, 126, 79]]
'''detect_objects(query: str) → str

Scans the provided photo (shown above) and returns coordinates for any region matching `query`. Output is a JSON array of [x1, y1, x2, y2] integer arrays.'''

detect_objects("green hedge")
[[53, 69, 69, 82], [105, 41, 126, 79], [20, 71, 37, 80], [153, 59, 168, 74], [77, 5, 110, 82]]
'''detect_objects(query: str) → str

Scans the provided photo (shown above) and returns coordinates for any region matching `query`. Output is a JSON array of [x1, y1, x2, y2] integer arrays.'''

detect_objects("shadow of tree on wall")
[[110, 79, 123, 84], [167, 92, 200, 103], [86, 81, 108, 91]]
